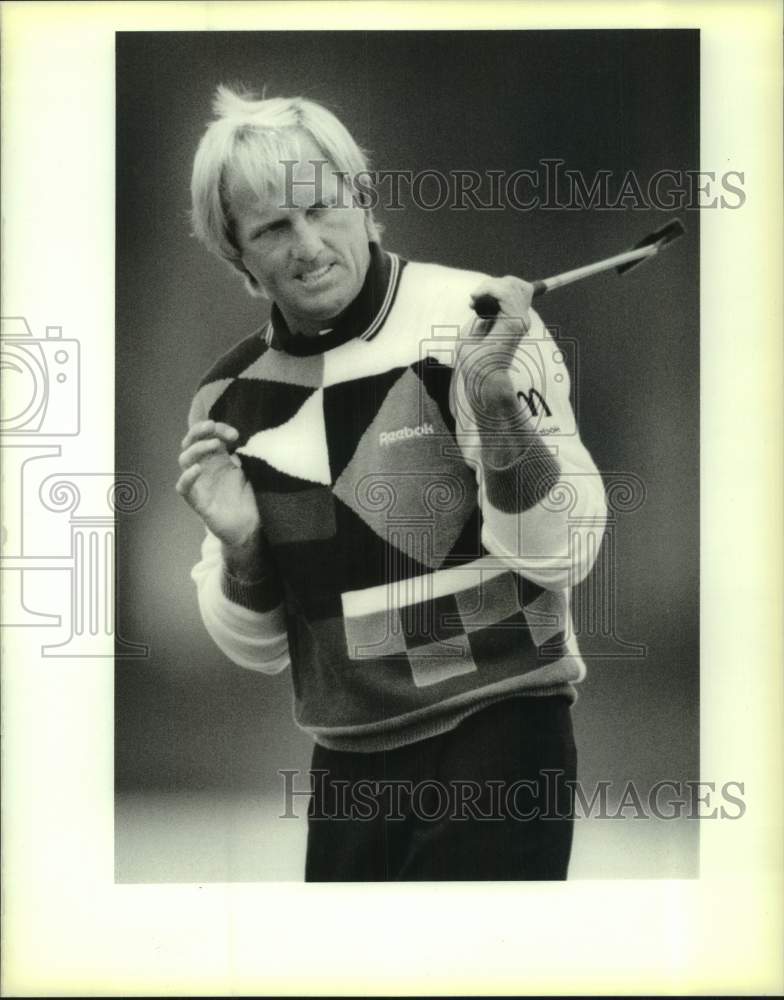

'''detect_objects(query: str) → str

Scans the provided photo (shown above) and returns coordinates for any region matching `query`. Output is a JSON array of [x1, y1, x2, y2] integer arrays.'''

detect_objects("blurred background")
[[115, 29, 699, 881]]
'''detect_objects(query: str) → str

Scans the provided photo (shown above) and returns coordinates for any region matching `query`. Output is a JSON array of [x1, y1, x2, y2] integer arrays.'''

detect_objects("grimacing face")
[[227, 132, 373, 336]]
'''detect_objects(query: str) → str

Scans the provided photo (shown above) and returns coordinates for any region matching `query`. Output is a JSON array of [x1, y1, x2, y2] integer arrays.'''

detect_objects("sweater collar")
[[265, 242, 403, 357]]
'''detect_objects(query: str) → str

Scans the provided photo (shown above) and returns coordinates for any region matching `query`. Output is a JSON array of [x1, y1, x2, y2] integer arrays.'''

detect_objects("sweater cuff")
[[484, 439, 561, 513], [220, 566, 282, 612]]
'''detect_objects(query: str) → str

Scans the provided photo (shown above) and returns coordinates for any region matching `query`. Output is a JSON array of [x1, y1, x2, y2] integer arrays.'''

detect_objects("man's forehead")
[[226, 153, 345, 214]]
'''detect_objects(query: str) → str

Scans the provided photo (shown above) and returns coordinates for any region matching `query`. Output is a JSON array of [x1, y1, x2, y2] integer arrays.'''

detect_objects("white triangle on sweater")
[[238, 387, 331, 485]]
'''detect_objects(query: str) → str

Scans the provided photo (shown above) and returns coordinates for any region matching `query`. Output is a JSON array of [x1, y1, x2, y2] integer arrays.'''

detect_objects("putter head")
[[617, 218, 686, 274]]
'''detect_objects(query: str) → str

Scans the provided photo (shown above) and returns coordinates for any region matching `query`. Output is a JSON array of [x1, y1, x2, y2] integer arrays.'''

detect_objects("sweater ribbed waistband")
[[302, 680, 578, 754]]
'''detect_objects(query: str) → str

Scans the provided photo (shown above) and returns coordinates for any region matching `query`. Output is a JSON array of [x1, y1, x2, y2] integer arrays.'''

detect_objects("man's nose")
[[290, 216, 324, 261]]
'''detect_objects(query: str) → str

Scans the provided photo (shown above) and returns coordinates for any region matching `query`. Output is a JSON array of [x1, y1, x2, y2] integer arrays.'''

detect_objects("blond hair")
[[191, 85, 380, 289]]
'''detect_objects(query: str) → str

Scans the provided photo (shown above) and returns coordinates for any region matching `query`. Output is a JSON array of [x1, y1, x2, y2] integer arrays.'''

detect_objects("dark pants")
[[305, 695, 577, 882]]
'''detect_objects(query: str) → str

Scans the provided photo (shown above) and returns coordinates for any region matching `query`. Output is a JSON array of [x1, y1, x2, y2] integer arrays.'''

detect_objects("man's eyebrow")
[[246, 196, 337, 239], [248, 216, 287, 239]]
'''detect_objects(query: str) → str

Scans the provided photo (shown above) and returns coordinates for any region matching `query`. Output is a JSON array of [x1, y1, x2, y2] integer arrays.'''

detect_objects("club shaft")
[[536, 243, 659, 295]]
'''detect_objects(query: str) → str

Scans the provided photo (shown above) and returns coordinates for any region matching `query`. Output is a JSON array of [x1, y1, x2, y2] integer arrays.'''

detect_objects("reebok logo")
[[379, 423, 434, 446]]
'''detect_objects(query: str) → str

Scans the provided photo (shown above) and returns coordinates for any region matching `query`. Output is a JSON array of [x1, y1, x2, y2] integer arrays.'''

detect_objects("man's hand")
[[458, 275, 535, 428], [455, 276, 561, 512], [176, 420, 260, 551]]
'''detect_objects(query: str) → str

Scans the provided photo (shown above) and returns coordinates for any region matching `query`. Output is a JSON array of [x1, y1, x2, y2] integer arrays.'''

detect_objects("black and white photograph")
[[115, 29, 701, 883], [2, 2, 782, 995]]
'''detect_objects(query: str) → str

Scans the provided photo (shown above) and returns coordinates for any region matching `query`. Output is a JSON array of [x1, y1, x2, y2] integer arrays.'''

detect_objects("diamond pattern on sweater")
[[521, 587, 567, 645], [332, 367, 477, 569], [238, 387, 331, 485], [400, 592, 464, 650], [323, 365, 408, 481], [343, 605, 408, 660], [338, 565, 562, 693], [454, 571, 522, 633], [241, 347, 325, 388], [240, 453, 325, 494], [188, 377, 234, 426], [197, 330, 268, 385], [408, 633, 477, 688], [211, 377, 315, 434], [333, 493, 435, 594], [259, 486, 337, 545], [410, 356, 458, 437]]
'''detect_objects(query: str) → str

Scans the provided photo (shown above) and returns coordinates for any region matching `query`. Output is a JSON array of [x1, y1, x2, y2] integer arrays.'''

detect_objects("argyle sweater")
[[189, 244, 608, 752]]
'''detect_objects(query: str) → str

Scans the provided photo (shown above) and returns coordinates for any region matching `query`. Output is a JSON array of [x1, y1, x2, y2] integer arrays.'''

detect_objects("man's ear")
[[227, 258, 269, 299], [364, 210, 379, 243]]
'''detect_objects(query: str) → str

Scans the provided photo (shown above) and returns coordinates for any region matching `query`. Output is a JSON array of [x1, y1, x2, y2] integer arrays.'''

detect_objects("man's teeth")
[[300, 264, 332, 284]]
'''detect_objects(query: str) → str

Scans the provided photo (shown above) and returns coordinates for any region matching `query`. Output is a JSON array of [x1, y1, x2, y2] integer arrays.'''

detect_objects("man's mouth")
[[298, 263, 335, 286]]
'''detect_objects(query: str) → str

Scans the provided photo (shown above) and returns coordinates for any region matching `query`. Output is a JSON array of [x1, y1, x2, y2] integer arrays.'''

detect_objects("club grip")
[[471, 280, 547, 319]]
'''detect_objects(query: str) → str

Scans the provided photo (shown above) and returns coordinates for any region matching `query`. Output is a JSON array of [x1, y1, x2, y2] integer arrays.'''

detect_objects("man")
[[177, 85, 607, 881]]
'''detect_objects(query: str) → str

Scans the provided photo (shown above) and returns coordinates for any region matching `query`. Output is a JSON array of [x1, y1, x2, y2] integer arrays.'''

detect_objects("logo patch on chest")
[[379, 422, 434, 446]]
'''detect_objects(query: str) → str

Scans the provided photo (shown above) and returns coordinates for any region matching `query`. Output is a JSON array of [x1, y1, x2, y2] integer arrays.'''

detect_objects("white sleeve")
[[451, 308, 608, 591], [191, 530, 291, 674]]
